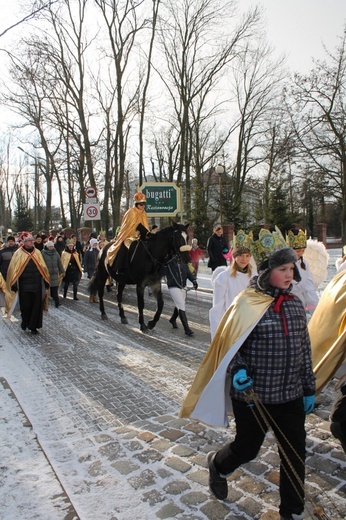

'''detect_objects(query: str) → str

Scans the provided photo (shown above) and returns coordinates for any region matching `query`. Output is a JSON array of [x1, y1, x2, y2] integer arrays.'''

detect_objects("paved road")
[[1, 254, 346, 519]]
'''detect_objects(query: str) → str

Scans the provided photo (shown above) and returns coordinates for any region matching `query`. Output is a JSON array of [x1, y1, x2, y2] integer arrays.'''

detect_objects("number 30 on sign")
[[83, 203, 100, 220]]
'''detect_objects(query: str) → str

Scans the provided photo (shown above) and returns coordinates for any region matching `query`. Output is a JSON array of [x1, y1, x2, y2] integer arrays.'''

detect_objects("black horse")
[[88, 222, 189, 331]]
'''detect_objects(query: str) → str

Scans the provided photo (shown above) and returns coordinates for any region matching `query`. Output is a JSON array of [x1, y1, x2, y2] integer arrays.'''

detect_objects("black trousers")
[[214, 397, 306, 517], [50, 286, 59, 306], [19, 289, 43, 330]]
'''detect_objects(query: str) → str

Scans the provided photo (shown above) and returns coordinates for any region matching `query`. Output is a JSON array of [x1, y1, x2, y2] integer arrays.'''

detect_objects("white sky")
[[0, 1, 344, 77]]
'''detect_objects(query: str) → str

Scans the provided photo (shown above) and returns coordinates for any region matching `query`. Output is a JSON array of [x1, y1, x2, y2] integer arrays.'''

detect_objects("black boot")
[[73, 288, 79, 300], [169, 307, 179, 329], [63, 284, 68, 298], [179, 310, 194, 336]]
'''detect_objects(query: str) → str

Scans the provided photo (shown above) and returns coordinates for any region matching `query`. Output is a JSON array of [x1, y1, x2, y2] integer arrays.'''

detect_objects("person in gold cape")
[[180, 229, 315, 520], [5, 234, 50, 333], [107, 192, 150, 270], [309, 269, 346, 394]]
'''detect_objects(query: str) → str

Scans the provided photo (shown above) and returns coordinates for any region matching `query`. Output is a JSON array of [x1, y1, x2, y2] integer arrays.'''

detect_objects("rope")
[[244, 389, 332, 520]]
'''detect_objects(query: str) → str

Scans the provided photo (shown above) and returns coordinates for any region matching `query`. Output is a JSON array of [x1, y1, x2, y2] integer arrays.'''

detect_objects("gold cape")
[[179, 288, 273, 426], [61, 250, 83, 273], [309, 270, 346, 394], [5, 246, 50, 313], [107, 206, 149, 266]]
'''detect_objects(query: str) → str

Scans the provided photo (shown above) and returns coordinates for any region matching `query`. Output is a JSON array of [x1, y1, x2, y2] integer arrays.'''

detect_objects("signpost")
[[139, 182, 182, 218], [84, 186, 100, 222]]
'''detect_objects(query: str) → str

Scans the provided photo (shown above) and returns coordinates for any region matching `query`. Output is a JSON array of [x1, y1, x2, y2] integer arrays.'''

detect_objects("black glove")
[[193, 280, 198, 290], [11, 285, 18, 293], [222, 248, 229, 254]]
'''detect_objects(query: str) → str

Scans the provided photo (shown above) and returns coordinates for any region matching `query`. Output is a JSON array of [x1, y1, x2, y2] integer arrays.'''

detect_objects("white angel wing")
[[303, 239, 329, 288]]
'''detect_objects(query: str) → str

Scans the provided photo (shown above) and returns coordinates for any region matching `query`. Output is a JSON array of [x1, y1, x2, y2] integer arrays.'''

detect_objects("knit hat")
[[90, 238, 98, 247], [257, 248, 300, 289], [46, 241, 54, 248], [7, 236, 15, 242]]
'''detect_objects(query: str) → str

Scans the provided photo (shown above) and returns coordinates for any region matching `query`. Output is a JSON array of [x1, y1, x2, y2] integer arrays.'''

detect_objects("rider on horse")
[[107, 191, 150, 274]]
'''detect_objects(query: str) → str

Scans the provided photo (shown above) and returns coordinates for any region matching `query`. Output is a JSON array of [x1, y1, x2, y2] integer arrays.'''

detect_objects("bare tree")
[[287, 29, 346, 241], [155, 0, 261, 220]]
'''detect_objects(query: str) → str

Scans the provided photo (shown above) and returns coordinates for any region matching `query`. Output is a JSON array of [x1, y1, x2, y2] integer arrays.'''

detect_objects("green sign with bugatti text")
[[139, 182, 182, 217]]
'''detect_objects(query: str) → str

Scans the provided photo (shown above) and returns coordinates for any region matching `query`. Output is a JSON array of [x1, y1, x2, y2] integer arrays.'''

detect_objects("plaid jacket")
[[230, 278, 316, 404]]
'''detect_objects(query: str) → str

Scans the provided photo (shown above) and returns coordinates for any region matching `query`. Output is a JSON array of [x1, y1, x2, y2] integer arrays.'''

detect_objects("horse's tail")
[[88, 247, 108, 295]]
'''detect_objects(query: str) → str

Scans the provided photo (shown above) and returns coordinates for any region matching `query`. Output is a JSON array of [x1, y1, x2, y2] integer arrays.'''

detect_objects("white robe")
[[209, 268, 256, 339], [291, 258, 319, 314]]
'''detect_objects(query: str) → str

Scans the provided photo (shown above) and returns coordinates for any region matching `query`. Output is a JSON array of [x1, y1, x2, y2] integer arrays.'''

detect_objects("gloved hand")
[[193, 280, 198, 290], [222, 248, 229, 254], [233, 368, 253, 392], [11, 285, 18, 293], [303, 395, 315, 414]]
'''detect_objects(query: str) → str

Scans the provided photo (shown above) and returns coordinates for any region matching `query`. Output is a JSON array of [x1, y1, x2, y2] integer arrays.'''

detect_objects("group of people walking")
[[1, 209, 345, 518]]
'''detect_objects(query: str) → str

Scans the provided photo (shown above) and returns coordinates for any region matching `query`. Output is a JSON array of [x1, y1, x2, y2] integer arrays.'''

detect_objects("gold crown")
[[250, 227, 287, 265], [286, 229, 307, 249], [133, 192, 146, 203], [233, 230, 253, 253]]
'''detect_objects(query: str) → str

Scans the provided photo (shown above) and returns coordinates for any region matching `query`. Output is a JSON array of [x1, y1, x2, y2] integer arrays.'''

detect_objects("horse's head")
[[171, 221, 189, 254]]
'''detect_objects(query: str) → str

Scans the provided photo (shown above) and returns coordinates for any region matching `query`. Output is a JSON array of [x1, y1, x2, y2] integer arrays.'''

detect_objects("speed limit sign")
[[83, 203, 100, 220]]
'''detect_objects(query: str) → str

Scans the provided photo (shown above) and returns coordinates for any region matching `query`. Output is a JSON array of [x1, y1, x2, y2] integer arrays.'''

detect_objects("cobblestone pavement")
[[1, 261, 346, 519]]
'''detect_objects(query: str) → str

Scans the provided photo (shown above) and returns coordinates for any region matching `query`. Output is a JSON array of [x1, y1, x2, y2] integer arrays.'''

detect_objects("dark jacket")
[[165, 256, 196, 288], [207, 233, 228, 270], [41, 248, 65, 287], [83, 248, 99, 278], [0, 244, 18, 280]]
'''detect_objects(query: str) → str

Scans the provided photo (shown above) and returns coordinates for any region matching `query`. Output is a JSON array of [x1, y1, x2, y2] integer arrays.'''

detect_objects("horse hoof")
[[148, 320, 156, 330], [101, 314, 108, 321], [121, 317, 128, 324], [140, 324, 149, 333]]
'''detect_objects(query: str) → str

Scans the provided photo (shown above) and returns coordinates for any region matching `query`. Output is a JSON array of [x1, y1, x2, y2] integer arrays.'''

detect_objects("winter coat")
[[165, 256, 196, 288], [0, 244, 18, 280], [84, 248, 99, 278], [54, 239, 65, 256], [207, 233, 228, 270], [41, 248, 65, 287]]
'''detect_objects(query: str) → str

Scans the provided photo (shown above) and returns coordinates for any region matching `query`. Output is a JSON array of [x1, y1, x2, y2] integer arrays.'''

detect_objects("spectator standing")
[[189, 238, 204, 274], [165, 246, 198, 336], [207, 225, 228, 271], [41, 241, 65, 308], [6, 234, 50, 334], [61, 239, 83, 300]]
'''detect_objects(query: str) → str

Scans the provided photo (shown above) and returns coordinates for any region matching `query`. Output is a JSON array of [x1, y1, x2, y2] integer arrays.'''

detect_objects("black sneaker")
[[207, 451, 228, 500]]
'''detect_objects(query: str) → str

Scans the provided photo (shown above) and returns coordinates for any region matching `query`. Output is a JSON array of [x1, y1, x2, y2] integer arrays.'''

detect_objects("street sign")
[[85, 186, 97, 198], [83, 203, 101, 220], [139, 182, 182, 217]]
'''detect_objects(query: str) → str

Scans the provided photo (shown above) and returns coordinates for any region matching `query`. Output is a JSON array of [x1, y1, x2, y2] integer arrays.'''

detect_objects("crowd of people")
[[1, 214, 345, 518]]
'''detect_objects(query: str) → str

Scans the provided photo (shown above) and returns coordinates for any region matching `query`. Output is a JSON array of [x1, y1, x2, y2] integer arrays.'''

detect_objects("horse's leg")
[[117, 282, 128, 324], [148, 281, 164, 330], [137, 284, 148, 333], [89, 261, 108, 320]]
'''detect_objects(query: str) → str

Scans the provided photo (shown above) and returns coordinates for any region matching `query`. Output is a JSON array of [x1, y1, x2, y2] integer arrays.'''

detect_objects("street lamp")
[[215, 164, 225, 226]]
